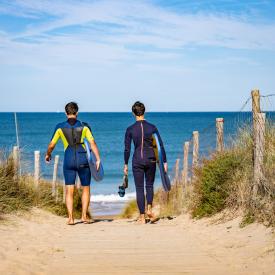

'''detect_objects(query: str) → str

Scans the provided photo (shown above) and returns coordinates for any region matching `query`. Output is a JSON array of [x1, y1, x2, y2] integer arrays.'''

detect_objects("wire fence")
[[170, 91, 275, 187]]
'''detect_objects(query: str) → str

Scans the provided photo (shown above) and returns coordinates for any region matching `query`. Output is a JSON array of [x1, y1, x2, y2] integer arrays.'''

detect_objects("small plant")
[[240, 212, 255, 228]]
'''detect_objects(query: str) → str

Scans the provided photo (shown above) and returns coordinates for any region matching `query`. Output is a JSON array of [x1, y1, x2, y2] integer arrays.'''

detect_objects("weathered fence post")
[[76, 176, 81, 189], [55, 185, 59, 203], [34, 151, 40, 187], [252, 89, 261, 159], [174, 158, 180, 185], [13, 146, 19, 170], [192, 131, 199, 181], [251, 89, 261, 116], [52, 155, 59, 197], [182, 141, 190, 186], [63, 183, 66, 204], [216, 118, 224, 152], [253, 112, 265, 198], [251, 89, 265, 198]]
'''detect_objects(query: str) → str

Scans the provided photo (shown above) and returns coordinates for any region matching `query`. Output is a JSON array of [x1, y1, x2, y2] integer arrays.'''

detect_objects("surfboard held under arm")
[[83, 138, 104, 182], [152, 133, 171, 192]]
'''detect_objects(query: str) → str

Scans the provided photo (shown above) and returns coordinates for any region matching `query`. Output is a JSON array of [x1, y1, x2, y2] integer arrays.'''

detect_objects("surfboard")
[[152, 133, 171, 192], [83, 138, 104, 182]]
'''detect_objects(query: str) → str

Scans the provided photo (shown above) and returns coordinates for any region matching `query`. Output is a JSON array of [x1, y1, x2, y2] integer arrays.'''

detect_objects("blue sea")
[[0, 112, 255, 215]]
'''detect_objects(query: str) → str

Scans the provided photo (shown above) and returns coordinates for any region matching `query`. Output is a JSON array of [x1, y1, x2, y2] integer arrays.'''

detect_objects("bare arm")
[[90, 139, 101, 170], [45, 141, 56, 163]]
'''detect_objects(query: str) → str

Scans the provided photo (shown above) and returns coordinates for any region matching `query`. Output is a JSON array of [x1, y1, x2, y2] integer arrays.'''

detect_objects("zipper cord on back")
[[141, 122, 144, 159]]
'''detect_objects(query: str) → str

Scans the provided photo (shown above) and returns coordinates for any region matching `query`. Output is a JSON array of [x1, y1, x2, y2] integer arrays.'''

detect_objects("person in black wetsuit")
[[124, 101, 168, 224], [45, 102, 101, 225]]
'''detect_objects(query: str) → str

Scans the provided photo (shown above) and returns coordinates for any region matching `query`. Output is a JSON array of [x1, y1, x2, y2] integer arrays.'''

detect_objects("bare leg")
[[66, 185, 75, 225], [81, 186, 91, 223]]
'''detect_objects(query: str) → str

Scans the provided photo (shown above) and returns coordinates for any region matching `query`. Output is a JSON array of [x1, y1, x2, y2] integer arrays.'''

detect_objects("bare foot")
[[67, 218, 75, 225], [147, 211, 158, 223], [136, 214, 146, 224], [81, 217, 94, 224]]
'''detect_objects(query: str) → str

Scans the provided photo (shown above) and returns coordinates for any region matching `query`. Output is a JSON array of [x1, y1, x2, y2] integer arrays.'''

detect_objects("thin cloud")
[[0, 0, 275, 71]]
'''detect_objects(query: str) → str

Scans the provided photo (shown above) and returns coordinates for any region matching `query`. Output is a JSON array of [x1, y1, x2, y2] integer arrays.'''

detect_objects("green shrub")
[[192, 151, 242, 218]]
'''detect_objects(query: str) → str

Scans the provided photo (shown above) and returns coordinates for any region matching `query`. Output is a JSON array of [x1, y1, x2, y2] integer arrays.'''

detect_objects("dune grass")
[[191, 124, 275, 226], [0, 154, 89, 220]]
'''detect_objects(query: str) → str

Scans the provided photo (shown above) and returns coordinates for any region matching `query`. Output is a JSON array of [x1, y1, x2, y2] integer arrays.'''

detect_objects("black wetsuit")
[[124, 120, 167, 214]]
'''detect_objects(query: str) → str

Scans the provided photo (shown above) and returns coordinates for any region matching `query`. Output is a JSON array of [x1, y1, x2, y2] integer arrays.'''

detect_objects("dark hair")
[[65, 102, 79, 115], [132, 101, 145, 116]]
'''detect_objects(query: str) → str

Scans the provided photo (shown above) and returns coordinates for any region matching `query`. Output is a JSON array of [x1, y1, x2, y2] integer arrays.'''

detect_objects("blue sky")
[[0, 0, 275, 112]]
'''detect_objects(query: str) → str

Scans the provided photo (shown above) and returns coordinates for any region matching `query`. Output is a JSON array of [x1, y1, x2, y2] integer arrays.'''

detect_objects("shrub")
[[192, 151, 243, 218]]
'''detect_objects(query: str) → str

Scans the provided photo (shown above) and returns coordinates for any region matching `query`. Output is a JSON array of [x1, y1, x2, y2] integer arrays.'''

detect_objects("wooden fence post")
[[13, 146, 19, 171], [52, 155, 59, 197], [182, 141, 190, 186], [174, 158, 180, 185], [252, 89, 261, 161], [216, 118, 224, 152], [251, 89, 261, 115], [253, 112, 266, 198], [55, 185, 59, 203], [192, 131, 199, 181], [76, 176, 81, 189], [34, 151, 40, 187], [63, 183, 66, 204]]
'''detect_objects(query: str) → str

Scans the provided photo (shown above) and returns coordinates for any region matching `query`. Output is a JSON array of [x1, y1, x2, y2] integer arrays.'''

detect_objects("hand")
[[124, 164, 128, 175], [96, 160, 101, 171], [45, 154, 51, 163], [164, 163, 168, 173]]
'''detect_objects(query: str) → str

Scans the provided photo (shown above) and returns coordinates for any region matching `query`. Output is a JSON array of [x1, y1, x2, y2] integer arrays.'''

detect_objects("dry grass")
[[0, 154, 89, 220]]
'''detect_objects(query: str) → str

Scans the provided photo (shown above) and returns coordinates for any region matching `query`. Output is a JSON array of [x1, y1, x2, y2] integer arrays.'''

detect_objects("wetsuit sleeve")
[[154, 127, 167, 163], [124, 127, 132, 165], [50, 126, 61, 145], [84, 126, 94, 142]]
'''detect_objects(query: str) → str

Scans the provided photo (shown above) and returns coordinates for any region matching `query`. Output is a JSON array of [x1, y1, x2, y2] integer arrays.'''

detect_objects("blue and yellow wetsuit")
[[51, 118, 94, 186]]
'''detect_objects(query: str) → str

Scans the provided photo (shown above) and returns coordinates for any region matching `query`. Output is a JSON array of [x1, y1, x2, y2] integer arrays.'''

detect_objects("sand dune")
[[0, 209, 274, 275]]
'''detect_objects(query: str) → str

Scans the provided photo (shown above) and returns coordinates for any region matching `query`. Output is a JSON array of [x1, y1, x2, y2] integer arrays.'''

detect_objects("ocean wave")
[[90, 192, 136, 202]]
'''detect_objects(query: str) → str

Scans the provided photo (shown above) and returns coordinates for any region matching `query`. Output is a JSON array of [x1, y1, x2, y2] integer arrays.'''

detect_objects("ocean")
[[0, 112, 254, 215]]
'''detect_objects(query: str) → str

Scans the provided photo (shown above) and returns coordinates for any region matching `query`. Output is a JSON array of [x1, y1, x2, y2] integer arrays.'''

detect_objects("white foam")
[[90, 192, 136, 203]]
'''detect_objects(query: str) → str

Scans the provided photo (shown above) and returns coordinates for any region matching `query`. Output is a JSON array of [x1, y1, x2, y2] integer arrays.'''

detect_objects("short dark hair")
[[65, 102, 78, 115], [132, 101, 145, 116]]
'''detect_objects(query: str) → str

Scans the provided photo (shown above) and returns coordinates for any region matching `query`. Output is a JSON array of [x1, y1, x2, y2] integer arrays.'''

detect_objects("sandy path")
[[0, 209, 274, 275]]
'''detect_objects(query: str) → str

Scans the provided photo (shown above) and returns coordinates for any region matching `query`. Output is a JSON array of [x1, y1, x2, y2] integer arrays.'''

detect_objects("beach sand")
[[0, 208, 274, 275]]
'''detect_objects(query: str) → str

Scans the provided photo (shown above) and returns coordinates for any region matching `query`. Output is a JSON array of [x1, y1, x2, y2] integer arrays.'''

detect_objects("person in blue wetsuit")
[[45, 102, 101, 225], [124, 101, 168, 224]]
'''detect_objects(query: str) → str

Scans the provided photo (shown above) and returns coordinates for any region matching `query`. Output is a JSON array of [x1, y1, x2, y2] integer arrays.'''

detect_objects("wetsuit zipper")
[[141, 121, 144, 159], [72, 128, 77, 167]]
